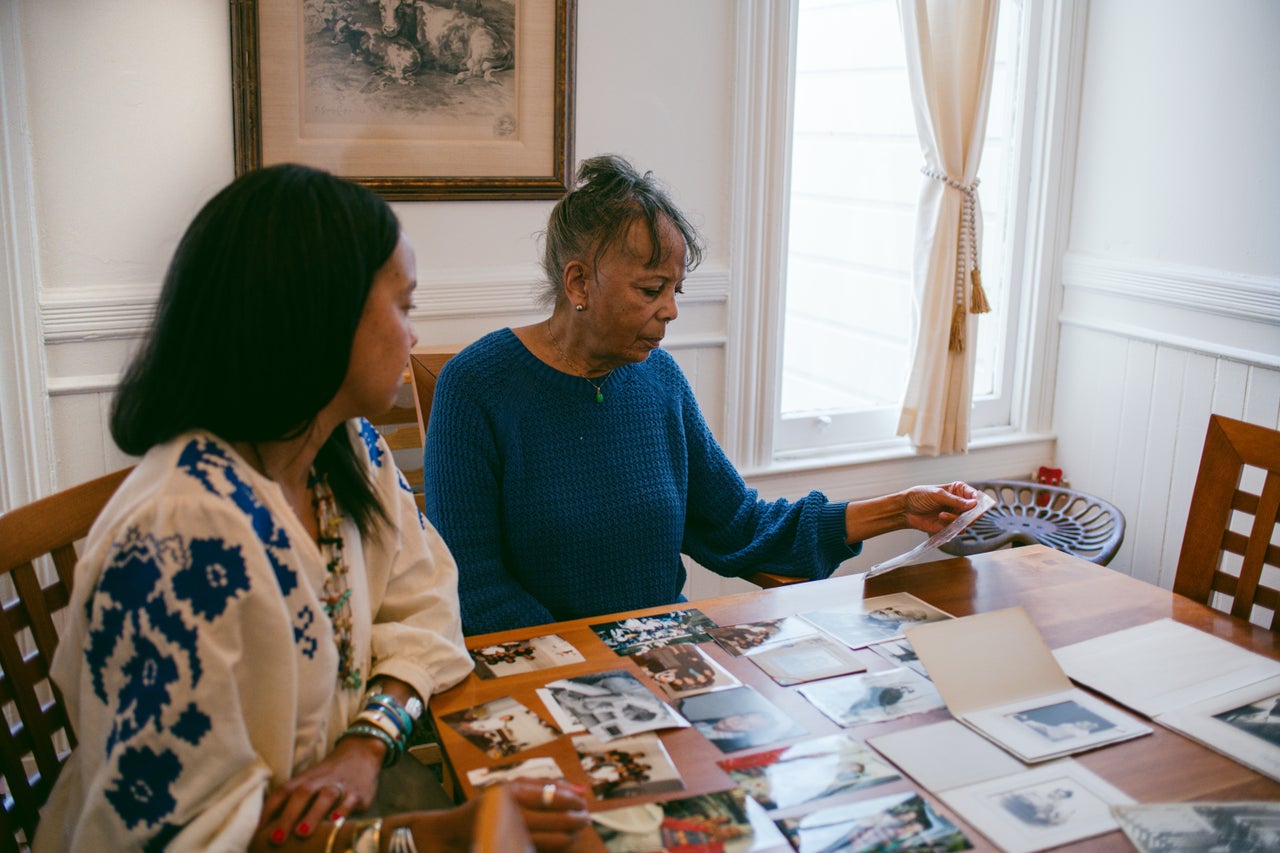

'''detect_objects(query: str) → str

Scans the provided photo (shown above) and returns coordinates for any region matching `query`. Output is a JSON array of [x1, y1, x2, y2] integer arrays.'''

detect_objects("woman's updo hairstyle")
[[540, 155, 705, 305]]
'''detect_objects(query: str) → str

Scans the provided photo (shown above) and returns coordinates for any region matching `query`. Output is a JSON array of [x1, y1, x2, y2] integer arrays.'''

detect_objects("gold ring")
[[541, 783, 556, 807]]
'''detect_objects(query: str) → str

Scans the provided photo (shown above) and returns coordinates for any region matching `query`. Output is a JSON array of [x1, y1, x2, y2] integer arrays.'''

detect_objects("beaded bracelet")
[[364, 693, 414, 735], [339, 723, 402, 766]]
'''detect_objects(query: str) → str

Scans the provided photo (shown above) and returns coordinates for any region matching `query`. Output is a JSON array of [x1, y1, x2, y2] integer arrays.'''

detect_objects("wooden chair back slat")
[[0, 466, 130, 849], [1174, 415, 1280, 631]]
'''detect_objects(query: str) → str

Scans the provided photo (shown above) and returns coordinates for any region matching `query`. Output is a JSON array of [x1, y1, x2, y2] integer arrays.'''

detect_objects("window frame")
[[726, 0, 1089, 473]]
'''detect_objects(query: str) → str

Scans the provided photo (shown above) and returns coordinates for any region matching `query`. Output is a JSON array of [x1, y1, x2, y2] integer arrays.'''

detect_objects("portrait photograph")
[[630, 643, 740, 699], [679, 686, 807, 754], [1008, 700, 1117, 744]]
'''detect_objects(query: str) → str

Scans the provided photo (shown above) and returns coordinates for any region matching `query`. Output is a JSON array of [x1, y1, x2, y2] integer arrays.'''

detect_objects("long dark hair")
[[111, 164, 399, 534], [539, 154, 705, 305]]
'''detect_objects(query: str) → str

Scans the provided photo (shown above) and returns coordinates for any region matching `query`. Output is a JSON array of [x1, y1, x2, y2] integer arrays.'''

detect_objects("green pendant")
[[595, 391, 604, 403]]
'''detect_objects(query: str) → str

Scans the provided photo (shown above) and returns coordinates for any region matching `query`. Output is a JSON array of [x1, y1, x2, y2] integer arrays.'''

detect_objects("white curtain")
[[896, 0, 1000, 456]]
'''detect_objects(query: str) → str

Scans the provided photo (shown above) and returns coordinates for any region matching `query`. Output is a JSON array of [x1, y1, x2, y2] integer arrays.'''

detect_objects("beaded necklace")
[[546, 318, 613, 403], [312, 472, 362, 690]]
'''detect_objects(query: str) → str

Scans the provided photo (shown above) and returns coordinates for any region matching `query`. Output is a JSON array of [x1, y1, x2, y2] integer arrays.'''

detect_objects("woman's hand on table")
[[258, 734, 384, 845], [508, 779, 591, 851]]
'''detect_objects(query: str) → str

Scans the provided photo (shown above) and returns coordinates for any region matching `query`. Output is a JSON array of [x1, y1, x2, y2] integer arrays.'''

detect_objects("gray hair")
[[538, 154, 705, 305]]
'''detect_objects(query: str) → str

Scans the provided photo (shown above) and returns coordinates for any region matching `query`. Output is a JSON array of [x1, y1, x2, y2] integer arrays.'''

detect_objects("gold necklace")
[[545, 318, 613, 403]]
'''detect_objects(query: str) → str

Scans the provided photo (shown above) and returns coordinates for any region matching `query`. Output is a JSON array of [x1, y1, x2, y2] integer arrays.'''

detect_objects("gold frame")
[[230, 0, 576, 200]]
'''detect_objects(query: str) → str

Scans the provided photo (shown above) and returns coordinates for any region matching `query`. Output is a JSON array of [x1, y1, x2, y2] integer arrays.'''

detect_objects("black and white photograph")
[[801, 593, 953, 649], [630, 643, 741, 699], [868, 638, 932, 679], [717, 733, 900, 813], [590, 610, 719, 656], [1213, 692, 1280, 747], [232, 0, 575, 198], [537, 670, 689, 741], [799, 667, 945, 728], [439, 695, 560, 759], [1112, 802, 1280, 853], [572, 733, 685, 800], [466, 756, 564, 790], [938, 762, 1133, 853], [1008, 700, 1117, 744], [678, 686, 806, 754], [778, 791, 972, 853], [470, 633, 585, 679]]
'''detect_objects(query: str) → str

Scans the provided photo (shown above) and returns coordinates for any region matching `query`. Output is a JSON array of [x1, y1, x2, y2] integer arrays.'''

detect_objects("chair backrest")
[[469, 785, 535, 853], [0, 467, 131, 850], [1174, 415, 1280, 630], [366, 369, 432, 512]]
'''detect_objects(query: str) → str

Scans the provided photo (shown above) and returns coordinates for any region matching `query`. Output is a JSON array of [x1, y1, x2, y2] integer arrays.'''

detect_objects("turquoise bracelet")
[[364, 693, 414, 736], [340, 723, 402, 766]]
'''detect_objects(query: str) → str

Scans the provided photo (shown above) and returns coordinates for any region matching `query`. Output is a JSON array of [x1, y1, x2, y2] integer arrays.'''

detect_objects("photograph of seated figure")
[[423, 154, 979, 635]]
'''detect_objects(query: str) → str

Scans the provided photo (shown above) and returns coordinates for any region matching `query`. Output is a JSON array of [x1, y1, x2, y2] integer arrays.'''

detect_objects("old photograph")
[[538, 670, 689, 741], [440, 695, 560, 759]]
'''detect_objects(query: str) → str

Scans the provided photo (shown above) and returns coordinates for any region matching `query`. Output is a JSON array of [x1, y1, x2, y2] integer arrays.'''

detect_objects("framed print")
[[230, 0, 576, 200]]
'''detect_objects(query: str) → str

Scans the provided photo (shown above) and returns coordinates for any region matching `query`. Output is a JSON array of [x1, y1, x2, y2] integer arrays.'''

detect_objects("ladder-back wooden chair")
[[405, 346, 808, 590], [1173, 415, 1280, 630], [0, 467, 131, 850]]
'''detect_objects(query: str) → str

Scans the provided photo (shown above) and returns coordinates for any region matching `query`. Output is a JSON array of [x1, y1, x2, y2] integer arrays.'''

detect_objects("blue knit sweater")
[[423, 329, 858, 635]]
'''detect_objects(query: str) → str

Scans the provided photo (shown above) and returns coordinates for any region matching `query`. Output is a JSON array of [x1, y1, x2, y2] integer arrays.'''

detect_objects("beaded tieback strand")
[[312, 473, 362, 690]]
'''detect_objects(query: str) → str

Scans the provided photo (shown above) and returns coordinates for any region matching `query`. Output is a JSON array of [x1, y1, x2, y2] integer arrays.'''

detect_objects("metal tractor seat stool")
[[939, 480, 1126, 566]]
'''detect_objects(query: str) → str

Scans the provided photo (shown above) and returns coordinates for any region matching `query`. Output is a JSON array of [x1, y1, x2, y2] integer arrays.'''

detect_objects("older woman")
[[424, 155, 978, 636], [36, 165, 587, 852]]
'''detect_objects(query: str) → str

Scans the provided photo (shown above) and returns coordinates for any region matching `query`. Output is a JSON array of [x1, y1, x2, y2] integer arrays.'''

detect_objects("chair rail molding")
[[0, 5, 55, 508]]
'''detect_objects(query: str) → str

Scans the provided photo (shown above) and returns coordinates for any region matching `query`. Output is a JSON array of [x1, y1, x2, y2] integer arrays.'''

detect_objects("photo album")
[[904, 607, 1151, 762]]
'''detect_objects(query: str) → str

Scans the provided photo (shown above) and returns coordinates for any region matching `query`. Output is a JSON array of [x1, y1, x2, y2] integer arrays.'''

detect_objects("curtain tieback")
[[922, 167, 992, 352]]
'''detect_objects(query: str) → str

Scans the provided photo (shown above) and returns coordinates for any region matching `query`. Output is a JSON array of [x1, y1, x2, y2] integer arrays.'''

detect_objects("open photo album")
[[904, 607, 1151, 762]]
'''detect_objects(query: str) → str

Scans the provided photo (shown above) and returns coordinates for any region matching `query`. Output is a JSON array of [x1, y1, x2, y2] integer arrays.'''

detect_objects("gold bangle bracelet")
[[323, 816, 346, 853]]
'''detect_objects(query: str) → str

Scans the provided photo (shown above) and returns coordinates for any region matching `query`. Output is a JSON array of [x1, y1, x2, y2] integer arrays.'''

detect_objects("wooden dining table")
[[428, 545, 1280, 851]]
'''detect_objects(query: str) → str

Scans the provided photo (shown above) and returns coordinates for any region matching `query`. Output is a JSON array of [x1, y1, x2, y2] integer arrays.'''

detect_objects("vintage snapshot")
[[591, 789, 774, 853], [864, 491, 996, 578], [868, 638, 932, 679], [939, 761, 1133, 853], [801, 593, 953, 649], [707, 616, 822, 656], [717, 733, 900, 813], [439, 695, 560, 759], [799, 667, 944, 728], [1157, 677, 1280, 782], [572, 733, 685, 800], [591, 609, 719, 656], [470, 633, 586, 679], [679, 686, 807, 753], [1112, 801, 1280, 853], [745, 634, 869, 686], [777, 791, 972, 853], [631, 643, 741, 698], [964, 690, 1151, 762], [537, 670, 689, 741], [466, 756, 564, 790]]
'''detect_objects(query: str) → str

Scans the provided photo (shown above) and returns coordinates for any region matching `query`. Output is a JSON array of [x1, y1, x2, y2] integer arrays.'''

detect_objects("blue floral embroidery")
[[145, 596, 202, 686], [105, 745, 181, 830], [144, 824, 182, 853], [110, 635, 180, 752], [173, 538, 249, 621], [359, 418, 385, 468], [172, 703, 211, 746], [295, 605, 318, 659], [97, 527, 163, 613], [87, 606, 127, 704]]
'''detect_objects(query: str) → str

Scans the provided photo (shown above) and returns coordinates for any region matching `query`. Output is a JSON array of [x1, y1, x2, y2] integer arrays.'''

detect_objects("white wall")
[[1053, 0, 1280, 590]]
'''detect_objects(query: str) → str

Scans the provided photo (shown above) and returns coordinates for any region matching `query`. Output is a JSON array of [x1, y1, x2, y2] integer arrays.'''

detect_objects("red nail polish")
[[298, 822, 311, 836], [270, 828, 286, 845], [330, 811, 342, 821]]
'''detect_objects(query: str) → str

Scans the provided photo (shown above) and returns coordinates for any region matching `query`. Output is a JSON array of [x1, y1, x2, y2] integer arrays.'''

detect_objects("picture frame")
[[230, 0, 576, 200]]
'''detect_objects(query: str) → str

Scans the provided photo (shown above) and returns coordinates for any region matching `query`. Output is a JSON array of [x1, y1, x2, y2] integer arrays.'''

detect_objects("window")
[[777, 0, 1026, 455]]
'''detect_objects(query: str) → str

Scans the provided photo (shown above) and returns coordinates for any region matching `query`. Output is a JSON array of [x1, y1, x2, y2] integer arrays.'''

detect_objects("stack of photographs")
[[707, 617, 868, 686], [538, 670, 690, 741]]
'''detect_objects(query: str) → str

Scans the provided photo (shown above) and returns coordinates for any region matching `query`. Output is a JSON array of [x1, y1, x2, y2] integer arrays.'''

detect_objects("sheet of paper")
[[865, 490, 996, 577], [869, 719, 1027, 792], [1053, 618, 1280, 717]]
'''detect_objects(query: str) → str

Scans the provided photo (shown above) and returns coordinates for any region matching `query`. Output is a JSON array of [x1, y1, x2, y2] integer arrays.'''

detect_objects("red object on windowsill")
[[1035, 466, 1063, 507]]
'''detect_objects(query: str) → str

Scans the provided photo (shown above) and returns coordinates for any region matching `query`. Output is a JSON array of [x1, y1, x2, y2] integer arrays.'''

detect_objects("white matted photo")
[[1158, 678, 1280, 782], [868, 638, 932, 679], [744, 635, 869, 687], [965, 689, 1152, 762], [939, 761, 1134, 853]]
